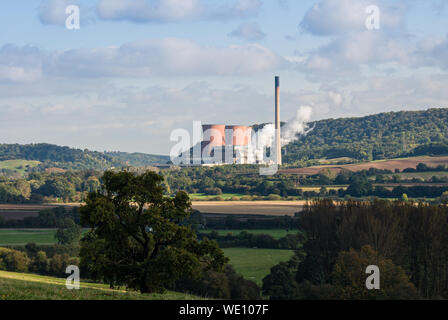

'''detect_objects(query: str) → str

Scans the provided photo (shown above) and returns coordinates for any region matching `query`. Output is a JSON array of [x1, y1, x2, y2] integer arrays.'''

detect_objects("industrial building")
[[200, 124, 253, 165], [182, 76, 282, 166]]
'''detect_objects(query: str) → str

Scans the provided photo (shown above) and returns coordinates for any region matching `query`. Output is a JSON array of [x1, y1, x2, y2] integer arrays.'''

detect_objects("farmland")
[[0, 271, 199, 300], [279, 156, 448, 176], [0, 204, 63, 221], [192, 201, 304, 216], [190, 193, 245, 200], [0, 159, 40, 175], [0, 229, 58, 245], [222, 248, 294, 286], [200, 229, 295, 239], [0, 229, 89, 245]]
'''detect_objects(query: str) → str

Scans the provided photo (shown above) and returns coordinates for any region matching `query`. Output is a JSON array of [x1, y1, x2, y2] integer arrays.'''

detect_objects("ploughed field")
[[0, 202, 304, 221], [279, 156, 448, 175], [191, 201, 304, 216], [0, 204, 75, 221]]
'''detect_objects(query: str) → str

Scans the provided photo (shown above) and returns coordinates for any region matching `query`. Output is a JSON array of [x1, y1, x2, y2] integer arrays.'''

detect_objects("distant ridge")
[[283, 108, 448, 164], [0, 143, 169, 171]]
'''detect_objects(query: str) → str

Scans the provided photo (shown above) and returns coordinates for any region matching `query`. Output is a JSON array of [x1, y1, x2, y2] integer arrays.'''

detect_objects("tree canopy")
[[79, 170, 228, 293]]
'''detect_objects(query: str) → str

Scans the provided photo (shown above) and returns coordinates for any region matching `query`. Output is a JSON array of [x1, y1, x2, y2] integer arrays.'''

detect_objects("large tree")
[[54, 218, 82, 245], [79, 170, 227, 293]]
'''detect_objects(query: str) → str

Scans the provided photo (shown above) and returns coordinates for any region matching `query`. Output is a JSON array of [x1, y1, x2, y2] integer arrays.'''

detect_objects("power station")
[[182, 76, 282, 166]]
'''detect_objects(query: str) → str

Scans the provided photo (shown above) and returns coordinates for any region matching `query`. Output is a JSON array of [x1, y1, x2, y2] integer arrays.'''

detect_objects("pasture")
[[0, 229, 57, 245], [0, 160, 40, 175], [0, 229, 90, 246], [200, 229, 295, 239], [190, 193, 245, 200], [223, 248, 294, 286]]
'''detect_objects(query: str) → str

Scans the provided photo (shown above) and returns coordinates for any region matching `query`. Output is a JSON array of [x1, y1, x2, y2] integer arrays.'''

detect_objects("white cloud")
[[96, 0, 262, 23], [0, 39, 286, 83], [0, 66, 42, 83], [38, 0, 78, 25], [414, 34, 448, 70], [46, 38, 287, 77], [300, 0, 407, 36], [228, 22, 266, 41], [0, 45, 43, 83], [38, 0, 95, 26]]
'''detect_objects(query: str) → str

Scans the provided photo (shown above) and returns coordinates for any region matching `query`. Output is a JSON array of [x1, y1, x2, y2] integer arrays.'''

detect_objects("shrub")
[[49, 253, 71, 276], [29, 251, 49, 274], [0, 247, 29, 272], [267, 194, 282, 201]]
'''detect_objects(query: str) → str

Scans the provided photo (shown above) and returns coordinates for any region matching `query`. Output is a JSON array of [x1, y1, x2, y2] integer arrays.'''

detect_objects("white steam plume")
[[248, 106, 313, 164], [281, 105, 313, 146]]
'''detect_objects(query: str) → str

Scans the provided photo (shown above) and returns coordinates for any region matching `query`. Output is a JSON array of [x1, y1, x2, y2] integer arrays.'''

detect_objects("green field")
[[223, 248, 294, 286], [385, 171, 448, 180], [0, 159, 40, 175], [190, 193, 245, 200], [201, 229, 295, 239], [0, 229, 89, 246], [0, 270, 200, 300]]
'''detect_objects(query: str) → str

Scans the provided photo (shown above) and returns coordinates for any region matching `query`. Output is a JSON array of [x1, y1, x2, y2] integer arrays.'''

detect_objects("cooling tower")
[[226, 125, 252, 146], [202, 124, 226, 147]]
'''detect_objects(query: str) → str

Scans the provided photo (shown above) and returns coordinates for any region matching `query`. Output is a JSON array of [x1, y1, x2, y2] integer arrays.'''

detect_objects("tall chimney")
[[275, 76, 282, 165]]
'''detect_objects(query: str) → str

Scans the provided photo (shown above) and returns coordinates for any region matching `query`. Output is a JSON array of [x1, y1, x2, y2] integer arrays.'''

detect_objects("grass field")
[[0, 270, 200, 300], [200, 229, 295, 239], [0, 229, 89, 246], [0, 159, 40, 175], [299, 186, 347, 192], [1, 228, 295, 245], [385, 171, 448, 180], [190, 193, 246, 200], [223, 248, 294, 286]]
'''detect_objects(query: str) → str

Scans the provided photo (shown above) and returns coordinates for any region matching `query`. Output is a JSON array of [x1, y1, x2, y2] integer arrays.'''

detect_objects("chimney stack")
[[275, 76, 282, 166]]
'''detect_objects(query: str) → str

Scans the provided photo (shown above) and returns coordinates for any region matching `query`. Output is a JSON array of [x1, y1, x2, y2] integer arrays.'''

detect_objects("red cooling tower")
[[226, 125, 252, 146], [202, 125, 226, 147]]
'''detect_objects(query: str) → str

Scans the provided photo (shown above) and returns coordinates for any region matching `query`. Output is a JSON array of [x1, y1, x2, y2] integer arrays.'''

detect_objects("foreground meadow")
[[0, 271, 200, 300]]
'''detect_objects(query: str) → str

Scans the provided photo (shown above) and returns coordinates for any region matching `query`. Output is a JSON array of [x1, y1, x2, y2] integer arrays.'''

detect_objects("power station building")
[[200, 124, 253, 165], [181, 76, 282, 166]]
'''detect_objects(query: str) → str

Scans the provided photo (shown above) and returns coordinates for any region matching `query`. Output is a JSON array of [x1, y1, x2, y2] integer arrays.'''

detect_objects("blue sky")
[[0, 0, 447, 154]]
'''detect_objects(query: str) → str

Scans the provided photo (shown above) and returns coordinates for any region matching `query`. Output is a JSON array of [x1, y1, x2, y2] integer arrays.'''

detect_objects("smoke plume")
[[281, 105, 313, 146], [248, 105, 313, 163]]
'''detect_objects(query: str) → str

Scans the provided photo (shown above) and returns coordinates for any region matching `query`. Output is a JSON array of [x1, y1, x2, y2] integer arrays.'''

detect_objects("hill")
[[283, 108, 448, 164], [0, 270, 199, 300], [0, 143, 122, 171], [104, 151, 170, 166], [0, 143, 169, 172]]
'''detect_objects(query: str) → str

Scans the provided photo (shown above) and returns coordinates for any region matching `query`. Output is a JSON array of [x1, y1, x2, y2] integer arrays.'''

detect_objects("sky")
[[0, 0, 447, 155]]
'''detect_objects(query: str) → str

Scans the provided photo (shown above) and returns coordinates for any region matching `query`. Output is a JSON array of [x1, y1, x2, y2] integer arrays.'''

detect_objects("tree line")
[[263, 199, 448, 299]]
